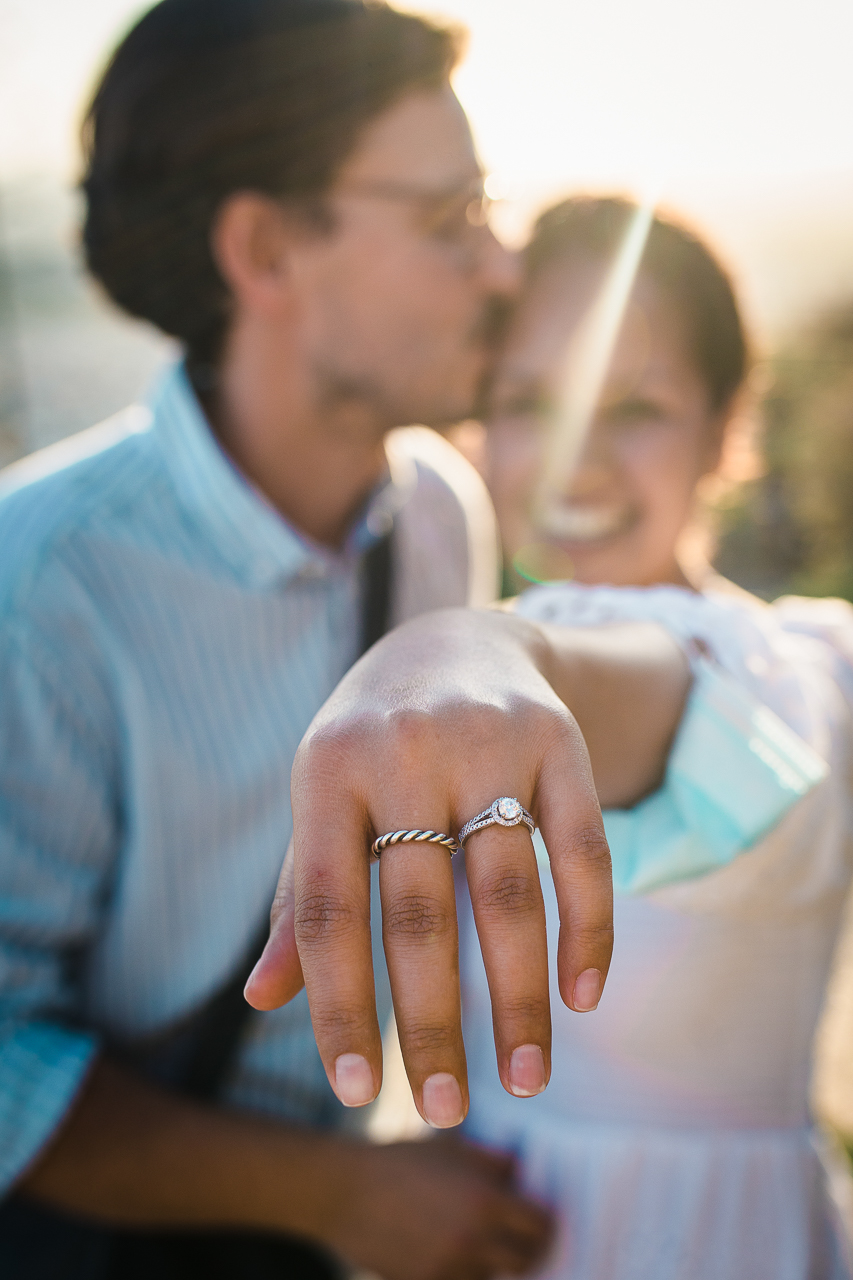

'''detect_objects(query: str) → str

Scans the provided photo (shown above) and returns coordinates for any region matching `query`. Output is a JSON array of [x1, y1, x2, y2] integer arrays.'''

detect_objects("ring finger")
[[461, 801, 550, 1099]]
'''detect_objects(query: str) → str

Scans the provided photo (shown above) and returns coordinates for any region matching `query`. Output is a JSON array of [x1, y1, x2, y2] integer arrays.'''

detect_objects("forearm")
[[20, 1057, 555, 1280], [20, 1056, 347, 1239], [533, 618, 691, 808]]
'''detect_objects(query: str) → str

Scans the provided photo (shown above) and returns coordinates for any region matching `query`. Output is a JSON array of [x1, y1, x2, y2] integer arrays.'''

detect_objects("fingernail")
[[334, 1054, 376, 1107], [572, 968, 602, 1012], [422, 1073, 465, 1128], [508, 1044, 547, 1097]]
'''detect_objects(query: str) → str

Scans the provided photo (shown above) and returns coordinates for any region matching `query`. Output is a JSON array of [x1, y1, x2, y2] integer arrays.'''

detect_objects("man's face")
[[289, 86, 519, 432]]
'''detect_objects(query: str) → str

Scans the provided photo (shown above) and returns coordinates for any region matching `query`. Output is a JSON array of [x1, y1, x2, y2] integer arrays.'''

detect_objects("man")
[[0, 2, 560, 1276]]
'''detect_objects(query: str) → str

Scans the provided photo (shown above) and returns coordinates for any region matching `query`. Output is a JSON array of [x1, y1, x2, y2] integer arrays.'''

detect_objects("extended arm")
[[247, 607, 690, 1124]]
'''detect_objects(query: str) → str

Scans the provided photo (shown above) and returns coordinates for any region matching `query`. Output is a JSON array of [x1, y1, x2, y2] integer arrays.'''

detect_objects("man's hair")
[[81, 0, 462, 366], [525, 195, 750, 412]]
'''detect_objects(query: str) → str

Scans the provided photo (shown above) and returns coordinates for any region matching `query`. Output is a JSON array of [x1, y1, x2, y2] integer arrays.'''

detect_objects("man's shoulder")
[[386, 426, 500, 610], [387, 426, 489, 516], [0, 405, 166, 610]]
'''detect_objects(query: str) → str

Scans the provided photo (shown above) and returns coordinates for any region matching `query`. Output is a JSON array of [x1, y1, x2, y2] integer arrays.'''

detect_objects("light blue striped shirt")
[[0, 362, 498, 1191]]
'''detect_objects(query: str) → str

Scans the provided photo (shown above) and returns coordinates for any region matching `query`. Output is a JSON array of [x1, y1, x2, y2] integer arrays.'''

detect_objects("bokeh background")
[[6, 0, 853, 592], [4, 0, 853, 1136]]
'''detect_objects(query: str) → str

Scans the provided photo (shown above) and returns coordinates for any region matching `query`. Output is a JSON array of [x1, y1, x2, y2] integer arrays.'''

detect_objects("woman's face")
[[485, 258, 727, 588]]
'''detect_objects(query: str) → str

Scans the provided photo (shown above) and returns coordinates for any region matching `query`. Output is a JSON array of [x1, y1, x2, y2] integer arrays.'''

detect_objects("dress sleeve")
[[599, 659, 827, 895], [0, 617, 119, 1190]]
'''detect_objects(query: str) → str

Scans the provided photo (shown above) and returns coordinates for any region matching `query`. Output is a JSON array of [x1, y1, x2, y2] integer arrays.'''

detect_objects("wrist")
[[246, 1124, 359, 1241]]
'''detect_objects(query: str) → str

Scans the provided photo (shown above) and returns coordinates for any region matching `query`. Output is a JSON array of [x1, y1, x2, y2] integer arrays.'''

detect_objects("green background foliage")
[[715, 306, 853, 601]]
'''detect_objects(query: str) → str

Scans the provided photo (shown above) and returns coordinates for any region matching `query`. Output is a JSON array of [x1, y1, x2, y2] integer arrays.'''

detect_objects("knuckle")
[[383, 893, 453, 944], [567, 823, 612, 870], [295, 718, 367, 778], [400, 1020, 458, 1056], [534, 700, 578, 744], [575, 916, 615, 955], [459, 700, 512, 748], [476, 869, 541, 922], [294, 890, 359, 948], [309, 1002, 373, 1043], [383, 707, 440, 769], [498, 993, 551, 1027]]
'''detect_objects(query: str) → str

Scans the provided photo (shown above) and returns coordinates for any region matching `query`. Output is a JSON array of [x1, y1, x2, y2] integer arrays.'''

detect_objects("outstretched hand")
[[245, 607, 614, 1127]]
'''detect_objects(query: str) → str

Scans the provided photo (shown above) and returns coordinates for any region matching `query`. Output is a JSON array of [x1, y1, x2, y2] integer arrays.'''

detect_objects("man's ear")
[[210, 192, 300, 320]]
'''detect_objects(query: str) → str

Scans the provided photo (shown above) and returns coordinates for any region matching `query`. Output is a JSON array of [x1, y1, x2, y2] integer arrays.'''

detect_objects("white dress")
[[460, 582, 853, 1280]]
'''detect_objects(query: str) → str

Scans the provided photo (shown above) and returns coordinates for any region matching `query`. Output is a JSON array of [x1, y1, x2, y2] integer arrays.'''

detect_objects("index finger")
[[286, 739, 383, 1108], [244, 840, 303, 1011]]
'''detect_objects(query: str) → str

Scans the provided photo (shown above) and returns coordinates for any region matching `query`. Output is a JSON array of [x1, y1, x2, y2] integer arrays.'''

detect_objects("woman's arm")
[[536, 616, 690, 808], [246, 607, 690, 1126]]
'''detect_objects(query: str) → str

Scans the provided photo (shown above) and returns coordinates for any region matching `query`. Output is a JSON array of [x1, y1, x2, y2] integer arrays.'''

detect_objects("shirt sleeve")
[[598, 659, 829, 895], [0, 616, 119, 1190]]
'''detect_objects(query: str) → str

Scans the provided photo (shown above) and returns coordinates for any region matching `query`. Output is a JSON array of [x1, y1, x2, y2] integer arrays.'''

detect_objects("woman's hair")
[[525, 195, 750, 411], [81, 0, 462, 367]]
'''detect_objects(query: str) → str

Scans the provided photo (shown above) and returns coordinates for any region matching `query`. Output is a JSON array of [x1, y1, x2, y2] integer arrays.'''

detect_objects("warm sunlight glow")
[[533, 200, 655, 539], [3, 0, 853, 333]]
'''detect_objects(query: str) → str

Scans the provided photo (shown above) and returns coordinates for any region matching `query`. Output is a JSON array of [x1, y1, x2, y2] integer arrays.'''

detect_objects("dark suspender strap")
[[131, 527, 395, 1101], [359, 524, 395, 655]]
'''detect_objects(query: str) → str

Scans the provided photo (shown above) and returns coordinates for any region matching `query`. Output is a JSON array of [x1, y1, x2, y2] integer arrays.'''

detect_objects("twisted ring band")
[[371, 828, 459, 858], [458, 796, 535, 846]]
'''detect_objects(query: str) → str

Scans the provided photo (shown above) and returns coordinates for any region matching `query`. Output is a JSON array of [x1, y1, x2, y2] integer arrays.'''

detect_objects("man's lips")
[[535, 502, 640, 544]]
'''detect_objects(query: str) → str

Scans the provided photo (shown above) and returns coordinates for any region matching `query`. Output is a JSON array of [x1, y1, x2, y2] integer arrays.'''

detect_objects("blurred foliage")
[[714, 305, 853, 601]]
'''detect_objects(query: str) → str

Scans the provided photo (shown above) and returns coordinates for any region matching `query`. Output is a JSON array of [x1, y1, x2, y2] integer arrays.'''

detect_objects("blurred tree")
[[714, 305, 853, 601]]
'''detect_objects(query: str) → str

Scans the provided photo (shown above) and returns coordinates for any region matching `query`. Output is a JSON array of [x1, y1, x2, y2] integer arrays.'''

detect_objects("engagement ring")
[[457, 797, 535, 846]]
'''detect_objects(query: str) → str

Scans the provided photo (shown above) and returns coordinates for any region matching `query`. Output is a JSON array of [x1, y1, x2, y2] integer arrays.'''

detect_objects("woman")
[[250, 199, 853, 1279], [457, 196, 853, 1279]]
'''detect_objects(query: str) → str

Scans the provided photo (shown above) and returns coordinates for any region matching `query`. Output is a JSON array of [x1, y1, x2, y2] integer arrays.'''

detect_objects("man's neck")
[[203, 335, 389, 550]]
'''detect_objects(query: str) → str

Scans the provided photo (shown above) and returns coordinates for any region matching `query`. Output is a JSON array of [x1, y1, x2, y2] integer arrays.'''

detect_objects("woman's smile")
[[537, 499, 641, 545]]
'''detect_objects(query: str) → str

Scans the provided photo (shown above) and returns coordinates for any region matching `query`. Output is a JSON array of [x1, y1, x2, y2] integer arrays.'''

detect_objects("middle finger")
[[379, 822, 468, 1129]]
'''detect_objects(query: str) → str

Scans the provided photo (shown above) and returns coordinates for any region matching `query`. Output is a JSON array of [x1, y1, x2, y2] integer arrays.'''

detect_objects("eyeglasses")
[[334, 175, 493, 252]]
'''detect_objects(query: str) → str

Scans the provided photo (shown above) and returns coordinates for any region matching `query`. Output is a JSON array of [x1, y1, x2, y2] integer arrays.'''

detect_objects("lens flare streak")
[[533, 200, 656, 540]]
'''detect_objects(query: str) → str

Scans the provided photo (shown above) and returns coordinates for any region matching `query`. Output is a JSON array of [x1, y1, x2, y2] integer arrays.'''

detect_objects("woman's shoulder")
[[771, 594, 853, 645], [769, 595, 853, 710]]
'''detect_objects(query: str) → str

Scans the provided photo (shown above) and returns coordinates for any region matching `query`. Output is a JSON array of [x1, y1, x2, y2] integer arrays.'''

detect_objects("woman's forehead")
[[498, 258, 693, 386]]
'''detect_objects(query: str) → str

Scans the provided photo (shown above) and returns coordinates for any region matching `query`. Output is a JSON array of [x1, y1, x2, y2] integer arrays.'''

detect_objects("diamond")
[[496, 797, 522, 822]]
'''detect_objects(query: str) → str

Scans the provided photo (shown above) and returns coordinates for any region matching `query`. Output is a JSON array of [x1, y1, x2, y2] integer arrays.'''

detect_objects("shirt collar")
[[149, 362, 410, 589]]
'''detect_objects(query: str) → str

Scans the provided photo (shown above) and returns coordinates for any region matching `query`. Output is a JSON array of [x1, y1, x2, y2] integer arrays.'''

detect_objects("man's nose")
[[477, 227, 522, 298]]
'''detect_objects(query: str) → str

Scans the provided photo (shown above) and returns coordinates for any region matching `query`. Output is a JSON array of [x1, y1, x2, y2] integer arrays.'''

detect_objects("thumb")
[[244, 841, 305, 1009]]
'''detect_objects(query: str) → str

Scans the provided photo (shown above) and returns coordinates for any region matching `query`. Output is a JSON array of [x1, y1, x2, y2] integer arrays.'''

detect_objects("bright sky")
[[3, 0, 853, 188], [3, 0, 853, 330]]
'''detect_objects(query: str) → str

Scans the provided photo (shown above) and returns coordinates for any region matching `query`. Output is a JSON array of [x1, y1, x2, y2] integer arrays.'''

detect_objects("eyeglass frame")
[[330, 173, 495, 265]]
